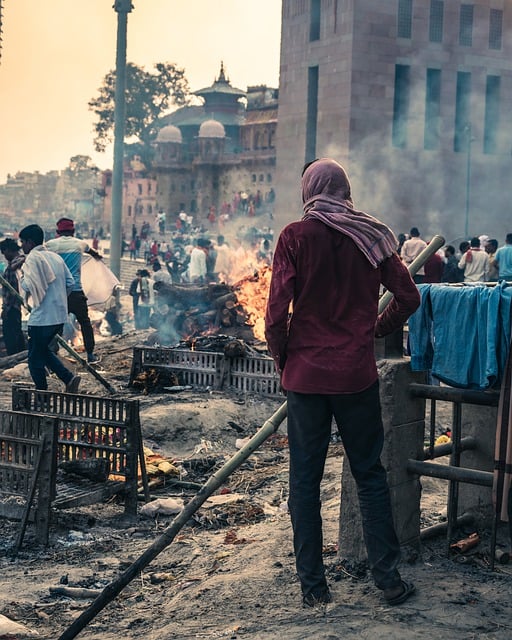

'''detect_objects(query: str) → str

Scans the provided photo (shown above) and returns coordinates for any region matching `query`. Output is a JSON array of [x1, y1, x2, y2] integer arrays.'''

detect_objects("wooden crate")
[[12, 387, 146, 516], [0, 410, 56, 544], [130, 346, 280, 397]]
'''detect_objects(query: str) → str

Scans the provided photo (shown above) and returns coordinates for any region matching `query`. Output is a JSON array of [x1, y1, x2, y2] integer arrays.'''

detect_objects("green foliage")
[[88, 62, 190, 155]]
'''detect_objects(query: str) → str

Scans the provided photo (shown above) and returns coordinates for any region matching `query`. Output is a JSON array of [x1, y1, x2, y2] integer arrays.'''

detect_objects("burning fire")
[[233, 265, 272, 341]]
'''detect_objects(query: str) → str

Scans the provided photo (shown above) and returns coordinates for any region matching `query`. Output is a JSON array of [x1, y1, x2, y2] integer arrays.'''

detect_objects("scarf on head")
[[301, 158, 398, 268], [22, 245, 56, 308]]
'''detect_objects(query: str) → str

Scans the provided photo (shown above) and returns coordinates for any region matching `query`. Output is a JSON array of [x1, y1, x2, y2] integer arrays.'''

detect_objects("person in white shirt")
[[400, 227, 427, 283], [19, 224, 80, 392], [213, 235, 233, 283], [189, 238, 208, 284], [458, 236, 490, 282]]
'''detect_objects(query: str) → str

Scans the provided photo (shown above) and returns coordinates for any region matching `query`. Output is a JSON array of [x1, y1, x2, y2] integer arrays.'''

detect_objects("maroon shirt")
[[264, 220, 420, 394]]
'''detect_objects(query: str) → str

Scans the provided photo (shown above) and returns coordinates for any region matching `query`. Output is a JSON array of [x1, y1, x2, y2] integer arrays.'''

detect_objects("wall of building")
[[275, 0, 512, 244]]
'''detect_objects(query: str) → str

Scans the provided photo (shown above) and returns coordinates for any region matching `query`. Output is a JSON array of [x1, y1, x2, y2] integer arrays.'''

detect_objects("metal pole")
[[464, 122, 472, 238], [110, 1, 133, 279]]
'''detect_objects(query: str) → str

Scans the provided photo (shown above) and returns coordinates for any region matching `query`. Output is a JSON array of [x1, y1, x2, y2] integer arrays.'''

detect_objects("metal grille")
[[489, 9, 502, 50], [397, 0, 413, 38], [429, 0, 444, 43], [459, 4, 474, 47], [131, 347, 280, 397]]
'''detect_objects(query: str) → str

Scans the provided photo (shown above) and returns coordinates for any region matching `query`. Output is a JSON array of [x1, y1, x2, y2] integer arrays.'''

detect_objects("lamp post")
[[464, 122, 473, 238], [110, 0, 133, 278]]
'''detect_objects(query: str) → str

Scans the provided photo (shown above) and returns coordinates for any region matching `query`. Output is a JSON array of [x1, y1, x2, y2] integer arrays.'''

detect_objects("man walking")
[[265, 158, 420, 607], [0, 238, 26, 354], [46, 217, 101, 363], [19, 224, 80, 392]]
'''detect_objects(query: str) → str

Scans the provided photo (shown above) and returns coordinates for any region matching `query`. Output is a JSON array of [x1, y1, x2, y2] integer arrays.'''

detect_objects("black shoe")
[[383, 580, 415, 606], [303, 589, 332, 607]]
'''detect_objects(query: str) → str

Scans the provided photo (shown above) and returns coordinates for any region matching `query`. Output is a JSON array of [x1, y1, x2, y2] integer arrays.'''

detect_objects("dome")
[[198, 119, 226, 138], [156, 125, 182, 143]]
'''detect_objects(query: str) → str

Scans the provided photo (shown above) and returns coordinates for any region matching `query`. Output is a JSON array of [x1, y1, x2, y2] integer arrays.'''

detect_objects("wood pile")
[[152, 282, 256, 343]]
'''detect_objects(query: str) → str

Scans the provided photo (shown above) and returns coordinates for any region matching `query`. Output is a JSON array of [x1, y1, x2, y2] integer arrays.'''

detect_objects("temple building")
[[274, 0, 512, 242], [152, 63, 278, 222]]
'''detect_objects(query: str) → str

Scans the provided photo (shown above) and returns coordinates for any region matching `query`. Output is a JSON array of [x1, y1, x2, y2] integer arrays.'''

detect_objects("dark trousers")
[[105, 311, 123, 336], [286, 383, 402, 598], [2, 307, 25, 355], [27, 324, 73, 390], [68, 290, 95, 355]]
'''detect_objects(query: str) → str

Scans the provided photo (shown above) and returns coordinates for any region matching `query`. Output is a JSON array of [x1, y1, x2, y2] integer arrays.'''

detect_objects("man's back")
[[495, 244, 512, 279], [23, 250, 72, 326], [46, 236, 88, 291], [266, 220, 418, 394]]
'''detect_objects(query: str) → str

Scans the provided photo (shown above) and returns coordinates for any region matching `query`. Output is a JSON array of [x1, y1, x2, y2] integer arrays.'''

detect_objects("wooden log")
[[213, 292, 237, 308], [0, 350, 28, 369]]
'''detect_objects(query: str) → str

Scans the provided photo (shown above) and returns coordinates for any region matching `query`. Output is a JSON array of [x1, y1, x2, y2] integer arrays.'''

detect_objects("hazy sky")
[[0, 1, 282, 183]]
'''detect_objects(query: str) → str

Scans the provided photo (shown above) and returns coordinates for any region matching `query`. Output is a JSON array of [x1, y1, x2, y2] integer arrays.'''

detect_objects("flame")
[[233, 265, 272, 341]]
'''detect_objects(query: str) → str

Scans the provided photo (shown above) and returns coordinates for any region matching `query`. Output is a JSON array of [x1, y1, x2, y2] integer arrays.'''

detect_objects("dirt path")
[[0, 332, 511, 639]]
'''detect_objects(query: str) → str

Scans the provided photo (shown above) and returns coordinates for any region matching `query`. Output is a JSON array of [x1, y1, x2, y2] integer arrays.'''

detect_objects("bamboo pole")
[[57, 401, 288, 640], [0, 273, 116, 394], [58, 234, 446, 639]]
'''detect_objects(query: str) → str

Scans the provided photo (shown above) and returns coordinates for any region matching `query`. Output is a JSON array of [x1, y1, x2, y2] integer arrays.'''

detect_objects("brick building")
[[153, 63, 277, 225], [275, 0, 512, 242]]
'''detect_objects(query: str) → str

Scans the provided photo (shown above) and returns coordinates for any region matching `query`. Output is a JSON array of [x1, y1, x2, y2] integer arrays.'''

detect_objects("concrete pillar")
[[338, 359, 425, 563], [457, 404, 497, 525]]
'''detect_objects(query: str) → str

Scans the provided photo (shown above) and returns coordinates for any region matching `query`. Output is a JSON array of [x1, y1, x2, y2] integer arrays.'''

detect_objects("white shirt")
[[22, 249, 74, 326], [189, 247, 207, 281]]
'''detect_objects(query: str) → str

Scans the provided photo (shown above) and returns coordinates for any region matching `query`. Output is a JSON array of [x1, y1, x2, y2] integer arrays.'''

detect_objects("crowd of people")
[[1, 159, 512, 614], [398, 227, 512, 284]]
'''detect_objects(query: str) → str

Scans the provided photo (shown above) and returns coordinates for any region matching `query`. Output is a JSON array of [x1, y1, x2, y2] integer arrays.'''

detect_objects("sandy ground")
[[0, 329, 511, 639]]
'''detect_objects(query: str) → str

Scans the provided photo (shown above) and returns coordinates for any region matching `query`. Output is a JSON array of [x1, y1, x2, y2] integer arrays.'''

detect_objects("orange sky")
[[0, 1, 282, 182]]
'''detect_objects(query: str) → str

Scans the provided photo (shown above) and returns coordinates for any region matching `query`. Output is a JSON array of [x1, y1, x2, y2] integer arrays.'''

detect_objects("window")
[[459, 4, 473, 47], [137, 183, 143, 195], [397, 0, 413, 38], [305, 66, 319, 163], [489, 9, 502, 50], [424, 69, 441, 150], [252, 174, 257, 183], [454, 72, 471, 152], [259, 174, 265, 182], [310, 0, 321, 41], [429, 0, 443, 43], [392, 64, 410, 148], [127, 205, 132, 217], [484, 75, 500, 154]]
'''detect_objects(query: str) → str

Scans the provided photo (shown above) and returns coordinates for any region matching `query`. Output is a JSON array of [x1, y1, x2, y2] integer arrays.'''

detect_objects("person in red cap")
[[46, 218, 102, 363]]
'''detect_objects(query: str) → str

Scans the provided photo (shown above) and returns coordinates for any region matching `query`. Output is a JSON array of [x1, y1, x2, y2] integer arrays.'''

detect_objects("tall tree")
[[89, 62, 190, 161]]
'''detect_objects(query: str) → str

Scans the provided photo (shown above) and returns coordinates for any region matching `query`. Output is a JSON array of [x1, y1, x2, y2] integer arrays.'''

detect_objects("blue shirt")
[[495, 244, 512, 279], [21, 250, 75, 326], [45, 236, 90, 292]]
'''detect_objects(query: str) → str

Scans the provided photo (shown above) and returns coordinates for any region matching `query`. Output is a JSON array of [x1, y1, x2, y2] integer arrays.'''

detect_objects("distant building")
[[152, 63, 277, 226], [0, 158, 102, 235], [275, 0, 512, 241], [100, 156, 157, 236]]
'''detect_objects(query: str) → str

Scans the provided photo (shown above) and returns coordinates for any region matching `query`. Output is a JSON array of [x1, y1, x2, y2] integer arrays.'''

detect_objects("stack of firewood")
[[152, 282, 255, 343]]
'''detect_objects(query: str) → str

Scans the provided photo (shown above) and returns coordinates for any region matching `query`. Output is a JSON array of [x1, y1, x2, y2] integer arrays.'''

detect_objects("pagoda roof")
[[193, 61, 246, 99]]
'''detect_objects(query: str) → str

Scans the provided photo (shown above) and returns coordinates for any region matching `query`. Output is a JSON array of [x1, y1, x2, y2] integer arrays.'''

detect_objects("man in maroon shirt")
[[265, 158, 420, 607]]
